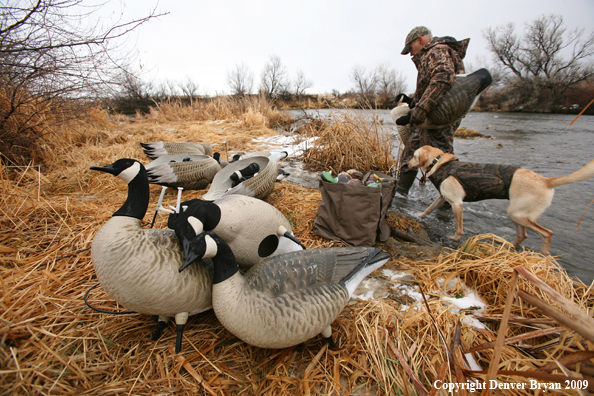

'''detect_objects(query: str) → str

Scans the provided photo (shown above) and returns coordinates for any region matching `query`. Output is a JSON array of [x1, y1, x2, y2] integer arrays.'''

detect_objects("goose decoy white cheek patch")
[[117, 162, 141, 184], [204, 235, 219, 259], [187, 216, 204, 234]]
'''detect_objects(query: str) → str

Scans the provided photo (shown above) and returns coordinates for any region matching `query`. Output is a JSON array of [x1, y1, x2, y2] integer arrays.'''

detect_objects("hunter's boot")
[[395, 170, 417, 196]]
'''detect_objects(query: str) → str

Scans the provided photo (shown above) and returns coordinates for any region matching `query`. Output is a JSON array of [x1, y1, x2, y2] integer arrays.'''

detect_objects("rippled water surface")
[[288, 110, 594, 284]]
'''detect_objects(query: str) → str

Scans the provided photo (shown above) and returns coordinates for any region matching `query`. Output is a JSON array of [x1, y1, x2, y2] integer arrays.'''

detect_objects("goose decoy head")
[[90, 158, 150, 219], [90, 158, 141, 182], [230, 163, 260, 182], [174, 200, 222, 264], [178, 231, 235, 277]]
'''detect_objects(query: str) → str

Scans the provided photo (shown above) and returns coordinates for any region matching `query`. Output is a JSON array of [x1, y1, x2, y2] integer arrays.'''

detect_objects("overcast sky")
[[102, 0, 594, 95]]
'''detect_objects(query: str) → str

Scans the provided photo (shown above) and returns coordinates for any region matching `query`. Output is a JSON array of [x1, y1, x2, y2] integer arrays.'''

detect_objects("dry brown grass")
[[148, 95, 293, 129], [1, 103, 593, 395], [296, 111, 396, 174]]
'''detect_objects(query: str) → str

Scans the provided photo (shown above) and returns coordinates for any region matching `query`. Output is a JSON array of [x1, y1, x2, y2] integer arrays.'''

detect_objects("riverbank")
[[1, 104, 593, 395]]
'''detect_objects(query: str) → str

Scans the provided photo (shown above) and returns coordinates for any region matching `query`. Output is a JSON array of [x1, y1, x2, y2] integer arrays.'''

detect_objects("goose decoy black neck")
[[179, 232, 237, 284], [470, 68, 493, 94], [90, 159, 150, 220]]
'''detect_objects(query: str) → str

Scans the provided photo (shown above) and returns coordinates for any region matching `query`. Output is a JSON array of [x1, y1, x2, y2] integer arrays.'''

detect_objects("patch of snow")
[[252, 134, 318, 157], [461, 315, 488, 330], [442, 290, 486, 310], [381, 269, 409, 281], [464, 353, 482, 371]]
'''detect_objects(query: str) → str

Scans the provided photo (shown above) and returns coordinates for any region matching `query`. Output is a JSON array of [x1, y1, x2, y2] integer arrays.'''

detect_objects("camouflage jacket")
[[428, 160, 520, 202], [411, 37, 469, 126]]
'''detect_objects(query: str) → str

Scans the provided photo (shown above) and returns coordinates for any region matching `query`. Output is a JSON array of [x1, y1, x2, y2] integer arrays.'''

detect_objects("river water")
[[286, 110, 594, 285]]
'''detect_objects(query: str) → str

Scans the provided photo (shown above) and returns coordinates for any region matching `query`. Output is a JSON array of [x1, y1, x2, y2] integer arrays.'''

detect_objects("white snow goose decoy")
[[90, 158, 213, 353], [141, 141, 213, 159], [202, 156, 278, 201], [170, 195, 306, 270], [179, 231, 390, 349], [392, 68, 493, 130]]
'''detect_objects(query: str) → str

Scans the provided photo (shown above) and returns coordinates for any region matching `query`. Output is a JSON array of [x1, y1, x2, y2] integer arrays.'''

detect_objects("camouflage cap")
[[401, 26, 431, 55]]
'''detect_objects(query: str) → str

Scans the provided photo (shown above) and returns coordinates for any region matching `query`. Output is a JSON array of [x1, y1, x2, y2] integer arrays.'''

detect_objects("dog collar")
[[427, 154, 442, 171]]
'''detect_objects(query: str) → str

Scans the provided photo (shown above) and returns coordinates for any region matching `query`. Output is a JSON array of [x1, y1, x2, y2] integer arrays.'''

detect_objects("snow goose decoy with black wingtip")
[[179, 231, 390, 349], [172, 195, 305, 270], [141, 141, 213, 159], [90, 158, 213, 353]]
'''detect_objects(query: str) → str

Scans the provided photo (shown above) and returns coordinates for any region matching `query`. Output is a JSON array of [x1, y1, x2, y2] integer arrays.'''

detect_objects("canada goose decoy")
[[179, 231, 390, 349], [145, 154, 221, 191], [145, 154, 222, 225], [241, 151, 290, 180], [90, 158, 213, 353], [392, 68, 493, 130], [141, 142, 213, 159], [240, 150, 289, 163], [212, 152, 241, 168], [390, 105, 412, 144], [202, 156, 278, 201], [171, 195, 305, 269]]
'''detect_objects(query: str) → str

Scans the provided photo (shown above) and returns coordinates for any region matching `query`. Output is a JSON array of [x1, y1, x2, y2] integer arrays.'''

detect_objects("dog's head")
[[408, 146, 457, 177]]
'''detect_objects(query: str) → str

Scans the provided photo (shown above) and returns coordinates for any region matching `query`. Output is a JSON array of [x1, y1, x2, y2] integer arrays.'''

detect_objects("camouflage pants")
[[399, 120, 460, 173]]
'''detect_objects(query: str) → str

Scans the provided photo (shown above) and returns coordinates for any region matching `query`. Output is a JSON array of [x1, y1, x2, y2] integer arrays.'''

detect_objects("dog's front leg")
[[416, 195, 446, 217]]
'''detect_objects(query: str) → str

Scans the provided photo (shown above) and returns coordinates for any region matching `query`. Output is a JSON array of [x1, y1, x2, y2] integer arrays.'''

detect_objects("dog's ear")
[[418, 149, 429, 170], [427, 153, 457, 177]]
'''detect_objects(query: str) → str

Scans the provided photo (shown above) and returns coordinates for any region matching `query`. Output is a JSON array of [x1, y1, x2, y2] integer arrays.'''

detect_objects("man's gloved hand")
[[395, 114, 411, 126], [393, 93, 414, 108], [410, 107, 427, 126]]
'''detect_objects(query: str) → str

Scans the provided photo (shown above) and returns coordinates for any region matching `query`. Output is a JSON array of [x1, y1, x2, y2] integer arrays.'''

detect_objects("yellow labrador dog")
[[408, 145, 594, 254]]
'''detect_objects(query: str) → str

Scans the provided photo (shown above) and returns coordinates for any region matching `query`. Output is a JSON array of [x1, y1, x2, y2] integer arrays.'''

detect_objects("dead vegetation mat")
[[1, 109, 594, 395]]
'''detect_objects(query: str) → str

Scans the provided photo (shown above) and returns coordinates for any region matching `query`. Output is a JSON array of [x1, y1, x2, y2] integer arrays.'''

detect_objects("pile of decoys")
[[139, 141, 289, 223], [320, 169, 391, 187], [89, 156, 391, 353]]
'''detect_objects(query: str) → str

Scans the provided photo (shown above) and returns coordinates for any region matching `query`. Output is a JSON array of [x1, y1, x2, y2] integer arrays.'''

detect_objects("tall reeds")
[[296, 110, 396, 174]]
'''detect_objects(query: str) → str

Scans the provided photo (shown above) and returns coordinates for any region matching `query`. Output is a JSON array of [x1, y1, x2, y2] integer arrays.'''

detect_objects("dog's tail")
[[547, 159, 594, 188]]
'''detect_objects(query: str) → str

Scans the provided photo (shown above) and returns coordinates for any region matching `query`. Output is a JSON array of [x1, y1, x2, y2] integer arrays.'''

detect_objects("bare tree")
[[119, 71, 154, 100], [375, 63, 407, 101], [0, 0, 164, 164], [349, 65, 378, 103], [484, 14, 594, 110], [161, 79, 179, 99], [226, 63, 254, 96], [259, 55, 289, 98], [292, 69, 313, 96], [179, 76, 199, 104]]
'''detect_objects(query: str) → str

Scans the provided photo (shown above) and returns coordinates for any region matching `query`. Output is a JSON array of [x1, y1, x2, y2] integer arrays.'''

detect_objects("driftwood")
[[390, 225, 442, 249]]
